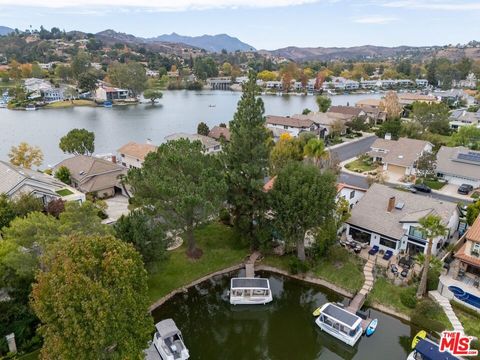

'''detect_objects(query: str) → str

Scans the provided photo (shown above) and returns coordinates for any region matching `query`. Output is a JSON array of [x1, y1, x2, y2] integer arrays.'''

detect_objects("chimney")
[[111, 155, 117, 164], [384, 133, 392, 140], [387, 196, 396, 212]]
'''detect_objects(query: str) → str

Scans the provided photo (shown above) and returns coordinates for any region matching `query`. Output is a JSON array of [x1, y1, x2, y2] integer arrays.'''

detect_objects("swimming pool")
[[448, 286, 480, 309]]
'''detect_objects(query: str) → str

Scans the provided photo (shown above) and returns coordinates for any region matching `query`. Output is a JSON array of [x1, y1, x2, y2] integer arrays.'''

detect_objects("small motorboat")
[[153, 319, 189, 360], [208, 104, 216, 107], [103, 101, 113, 108], [25, 104, 36, 111], [312, 307, 322, 317], [365, 318, 378, 337]]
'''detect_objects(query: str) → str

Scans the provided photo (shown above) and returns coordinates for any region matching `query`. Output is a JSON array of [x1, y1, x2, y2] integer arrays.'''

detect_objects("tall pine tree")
[[224, 71, 270, 248]]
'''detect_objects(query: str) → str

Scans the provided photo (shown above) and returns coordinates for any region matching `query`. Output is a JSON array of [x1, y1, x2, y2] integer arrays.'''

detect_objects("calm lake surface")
[[152, 270, 415, 360], [0, 91, 381, 166]]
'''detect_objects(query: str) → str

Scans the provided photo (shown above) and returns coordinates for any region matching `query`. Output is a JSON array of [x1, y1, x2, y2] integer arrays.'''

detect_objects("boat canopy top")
[[321, 303, 361, 329], [155, 319, 181, 339], [415, 339, 459, 360], [231, 278, 269, 289]]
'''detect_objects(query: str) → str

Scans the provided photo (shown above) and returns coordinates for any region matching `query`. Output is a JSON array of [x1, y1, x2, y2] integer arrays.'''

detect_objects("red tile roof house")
[[437, 214, 480, 312], [208, 126, 231, 142]]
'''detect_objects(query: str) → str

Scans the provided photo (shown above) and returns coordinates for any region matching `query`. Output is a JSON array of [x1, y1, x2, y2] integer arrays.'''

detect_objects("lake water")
[[152, 270, 415, 360], [0, 91, 381, 166]]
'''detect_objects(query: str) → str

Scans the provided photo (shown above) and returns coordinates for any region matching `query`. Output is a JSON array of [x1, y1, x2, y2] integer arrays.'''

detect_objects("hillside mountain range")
[[0, 26, 14, 36], [152, 33, 255, 52]]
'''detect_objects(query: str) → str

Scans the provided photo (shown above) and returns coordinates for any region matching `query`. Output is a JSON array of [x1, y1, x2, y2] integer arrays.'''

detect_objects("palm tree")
[[303, 138, 329, 167], [416, 214, 447, 298]]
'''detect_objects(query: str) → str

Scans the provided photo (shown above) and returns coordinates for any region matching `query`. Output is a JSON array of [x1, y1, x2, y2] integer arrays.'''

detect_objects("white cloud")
[[0, 0, 321, 10], [380, 0, 480, 11], [353, 15, 397, 24]]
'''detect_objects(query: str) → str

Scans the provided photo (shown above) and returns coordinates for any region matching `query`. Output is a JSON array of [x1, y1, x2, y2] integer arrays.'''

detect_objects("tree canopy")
[[143, 88, 163, 105], [59, 128, 95, 156], [127, 139, 226, 258], [31, 234, 152, 360], [8, 142, 43, 169], [197, 121, 210, 136], [411, 102, 450, 135], [270, 162, 337, 261], [107, 61, 147, 96], [316, 95, 331, 113], [269, 137, 303, 176], [54, 165, 71, 184]]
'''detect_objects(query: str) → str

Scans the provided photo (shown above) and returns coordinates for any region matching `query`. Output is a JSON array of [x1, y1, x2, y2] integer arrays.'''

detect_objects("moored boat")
[[365, 318, 378, 337], [152, 319, 190, 360], [229, 277, 273, 305], [407, 331, 460, 360]]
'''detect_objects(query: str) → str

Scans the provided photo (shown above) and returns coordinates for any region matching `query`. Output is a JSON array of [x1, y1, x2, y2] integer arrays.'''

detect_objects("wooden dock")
[[245, 252, 260, 277]]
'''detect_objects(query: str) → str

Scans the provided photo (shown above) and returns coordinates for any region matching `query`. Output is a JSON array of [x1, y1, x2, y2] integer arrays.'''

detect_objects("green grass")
[[263, 246, 365, 293], [44, 99, 96, 108], [451, 302, 480, 338], [147, 222, 249, 302], [55, 188, 74, 196], [18, 349, 40, 360], [415, 178, 446, 190], [344, 158, 377, 173]]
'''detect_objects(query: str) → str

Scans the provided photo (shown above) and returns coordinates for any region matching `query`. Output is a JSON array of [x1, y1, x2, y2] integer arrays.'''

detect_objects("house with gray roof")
[[436, 146, 480, 188], [345, 184, 459, 255], [368, 136, 433, 181], [449, 109, 480, 130], [54, 155, 127, 199], [266, 115, 319, 137], [164, 133, 222, 154], [0, 161, 84, 204]]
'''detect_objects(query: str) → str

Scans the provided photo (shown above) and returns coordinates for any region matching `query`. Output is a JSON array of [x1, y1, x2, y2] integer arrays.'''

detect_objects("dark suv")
[[413, 183, 432, 193], [458, 184, 474, 195]]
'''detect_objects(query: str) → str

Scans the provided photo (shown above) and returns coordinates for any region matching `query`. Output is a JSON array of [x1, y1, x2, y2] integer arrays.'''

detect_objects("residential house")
[[206, 77, 231, 90], [164, 133, 222, 154], [437, 214, 480, 311], [355, 98, 382, 109], [323, 77, 359, 91], [54, 155, 127, 198], [368, 137, 433, 180], [208, 126, 231, 142], [358, 107, 387, 125], [449, 109, 480, 130], [345, 183, 459, 255], [95, 82, 130, 102], [436, 146, 480, 188], [336, 183, 367, 210], [328, 106, 366, 119], [266, 115, 319, 137], [453, 73, 478, 89], [397, 93, 438, 106], [0, 161, 85, 204], [292, 112, 351, 137], [415, 79, 429, 87], [24, 78, 64, 103], [117, 141, 157, 169], [146, 69, 159, 77]]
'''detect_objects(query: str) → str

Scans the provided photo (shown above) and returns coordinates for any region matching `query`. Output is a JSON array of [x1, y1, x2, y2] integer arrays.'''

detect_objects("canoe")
[[365, 318, 378, 337], [312, 307, 322, 317], [411, 330, 427, 349]]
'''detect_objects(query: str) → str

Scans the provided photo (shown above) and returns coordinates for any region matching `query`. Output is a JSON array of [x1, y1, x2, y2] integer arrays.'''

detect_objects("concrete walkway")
[[347, 257, 376, 312], [245, 252, 261, 277], [429, 290, 464, 333]]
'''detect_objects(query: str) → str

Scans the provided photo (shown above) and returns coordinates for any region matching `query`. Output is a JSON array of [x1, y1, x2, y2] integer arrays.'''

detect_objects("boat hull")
[[230, 295, 273, 305], [315, 318, 362, 347]]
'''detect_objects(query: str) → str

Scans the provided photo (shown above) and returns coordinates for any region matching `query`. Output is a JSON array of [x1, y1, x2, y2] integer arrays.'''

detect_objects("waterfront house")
[[368, 136, 433, 181], [0, 161, 85, 204], [24, 78, 64, 103], [397, 93, 438, 106], [327, 106, 366, 120], [54, 155, 127, 199], [355, 98, 382, 109], [345, 183, 459, 255], [117, 141, 157, 169], [437, 214, 480, 312], [436, 146, 480, 188], [266, 115, 319, 137], [291, 112, 350, 137], [358, 107, 387, 125], [95, 82, 130, 102], [208, 126, 231, 142], [164, 133, 222, 154]]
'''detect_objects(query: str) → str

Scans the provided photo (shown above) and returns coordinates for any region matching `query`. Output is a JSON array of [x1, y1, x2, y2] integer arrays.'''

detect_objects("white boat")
[[153, 319, 190, 360], [25, 104, 36, 111], [229, 277, 273, 305], [407, 331, 460, 360], [315, 303, 363, 346]]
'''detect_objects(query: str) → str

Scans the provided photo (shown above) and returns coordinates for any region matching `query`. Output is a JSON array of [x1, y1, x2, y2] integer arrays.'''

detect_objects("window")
[[472, 243, 480, 256], [408, 226, 425, 240], [349, 190, 355, 199], [379, 237, 397, 249], [349, 227, 371, 244]]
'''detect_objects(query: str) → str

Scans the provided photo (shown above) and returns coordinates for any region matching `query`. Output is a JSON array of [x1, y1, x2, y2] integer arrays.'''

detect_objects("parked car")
[[458, 184, 474, 195], [402, 184, 417, 193], [413, 183, 431, 193]]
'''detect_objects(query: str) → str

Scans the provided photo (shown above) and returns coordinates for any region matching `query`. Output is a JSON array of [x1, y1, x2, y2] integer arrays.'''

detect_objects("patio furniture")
[[390, 264, 398, 274], [368, 245, 379, 256], [383, 250, 393, 261], [400, 268, 409, 278], [354, 245, 362, 254]]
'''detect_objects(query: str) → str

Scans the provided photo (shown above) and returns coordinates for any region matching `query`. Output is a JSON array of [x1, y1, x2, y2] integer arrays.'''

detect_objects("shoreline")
[[148, 262, 411, 323]]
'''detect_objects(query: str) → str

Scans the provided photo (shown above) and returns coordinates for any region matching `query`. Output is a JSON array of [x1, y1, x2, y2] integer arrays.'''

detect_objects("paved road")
[[329, 135, 377, 162], [338, 171, 473, 204]]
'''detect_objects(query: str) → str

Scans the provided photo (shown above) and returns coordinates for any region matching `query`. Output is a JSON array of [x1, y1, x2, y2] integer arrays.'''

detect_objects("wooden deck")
[[245, 251, 261, 277]]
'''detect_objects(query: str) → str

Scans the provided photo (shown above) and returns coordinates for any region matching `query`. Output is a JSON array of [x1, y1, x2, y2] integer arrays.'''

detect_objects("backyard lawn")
[[147, 222, 249, 302], [451, 302, 480, 338], [344, 156, 377, 173], [415, 178, 446, 190], [44, 99, 96, 108]]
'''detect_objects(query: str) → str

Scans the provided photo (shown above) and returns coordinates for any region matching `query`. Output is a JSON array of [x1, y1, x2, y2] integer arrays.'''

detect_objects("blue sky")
[[0, 0, 479, 50]]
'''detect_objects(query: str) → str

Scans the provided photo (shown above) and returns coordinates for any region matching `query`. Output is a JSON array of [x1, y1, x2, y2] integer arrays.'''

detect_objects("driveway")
[[103, 195, 130, 224], [435, 183, 474, 202]]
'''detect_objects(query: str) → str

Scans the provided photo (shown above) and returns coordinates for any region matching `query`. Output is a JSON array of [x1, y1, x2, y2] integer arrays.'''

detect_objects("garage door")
[[387, 164, 406, 180]]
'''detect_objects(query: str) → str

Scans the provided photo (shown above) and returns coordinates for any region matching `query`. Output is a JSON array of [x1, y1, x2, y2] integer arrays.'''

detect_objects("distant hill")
[[0, 26, 14, 36], [152, 32, 255, 53]]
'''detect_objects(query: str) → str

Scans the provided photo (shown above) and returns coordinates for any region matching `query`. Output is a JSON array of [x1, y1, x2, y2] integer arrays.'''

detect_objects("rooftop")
[[164, 133, 220, 149], [466, 215, 480, 244], [347, 183, 457, 240], [117, 142, 157, 161], [266, 115, 314, 128], [231, 277, 269, 289], [436, 146, 480, 181], [369, 137, 431, 167], [208, 126, 231, 141]]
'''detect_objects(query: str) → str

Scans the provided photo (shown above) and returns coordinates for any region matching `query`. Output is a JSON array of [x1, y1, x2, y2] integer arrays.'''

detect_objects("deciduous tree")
[[54, 165, 71, 184], [316, 95, 331, 113], [269, 137, 303, 176], [380, 91, 402, 120], [127, 139, 226, 258], [107, 61, 147, 96], [59, 128, 95, 156], [416, 152, 437, 179], [8, 142, 43, 169], [197, 121, 210, 136], [143, 88, 163, 105], [31, 234, 152, 360]]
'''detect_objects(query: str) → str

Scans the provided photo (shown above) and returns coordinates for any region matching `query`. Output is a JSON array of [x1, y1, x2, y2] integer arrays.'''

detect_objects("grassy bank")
[[44, 99, 97, 108], [263, 246, 365, 293], [451, 301, 480, 338], [415, 178, 446, 190], [147, 222, 249, 302]]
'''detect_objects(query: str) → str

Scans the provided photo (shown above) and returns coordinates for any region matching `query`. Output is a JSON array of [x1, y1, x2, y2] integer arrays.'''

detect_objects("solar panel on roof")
[[323, 304, 360, 328], [457, 152, 480, 163], [231, 278, 269, 289]]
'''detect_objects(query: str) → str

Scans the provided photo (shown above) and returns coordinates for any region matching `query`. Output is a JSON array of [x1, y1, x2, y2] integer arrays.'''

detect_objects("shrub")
[[289, 257, 309, 274], [219, 208, 231, 226], [410, 300, 446, 333], [427, 267, 441, 291], [400, 287, 417, 309]]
